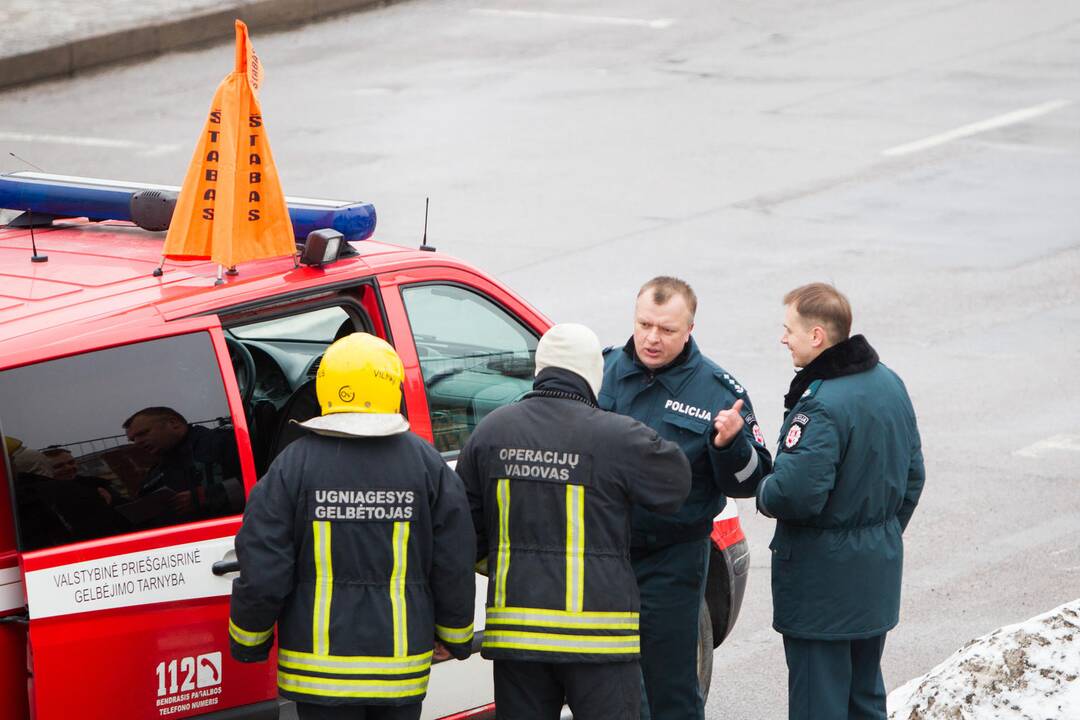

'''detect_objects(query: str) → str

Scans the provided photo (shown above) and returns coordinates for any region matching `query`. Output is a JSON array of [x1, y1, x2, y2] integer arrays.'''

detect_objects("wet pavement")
[[0, 0, 394, 89], [1, 0, 1079, 718]]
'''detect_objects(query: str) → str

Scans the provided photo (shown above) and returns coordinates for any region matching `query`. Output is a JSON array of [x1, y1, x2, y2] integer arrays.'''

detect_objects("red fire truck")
[[0, 173, 749, 720]]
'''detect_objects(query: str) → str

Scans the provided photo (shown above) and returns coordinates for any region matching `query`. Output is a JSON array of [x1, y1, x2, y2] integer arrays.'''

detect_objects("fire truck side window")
[[224, 303, 371, 472], [0, 333, 244, 552], [401, 284, 537, 455]]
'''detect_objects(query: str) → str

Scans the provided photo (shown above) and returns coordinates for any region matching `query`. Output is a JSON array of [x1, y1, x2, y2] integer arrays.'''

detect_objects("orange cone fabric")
[[163, 20, 294, 266]]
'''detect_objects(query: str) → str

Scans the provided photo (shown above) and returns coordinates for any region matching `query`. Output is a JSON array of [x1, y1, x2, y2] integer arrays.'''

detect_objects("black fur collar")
[[784, 335, 879, 410]]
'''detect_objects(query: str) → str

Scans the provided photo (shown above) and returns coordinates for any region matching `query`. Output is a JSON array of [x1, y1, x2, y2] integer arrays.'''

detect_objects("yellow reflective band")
[[279, 670, 429, 699], [435, 622, 474, 644], [486, 606, 638, 631], [390, 521, 411, 657], [312, 520, 333, 656], [488, 606, 638, 619], [483, 630, 640, 655], [278, 648, 432, 676], [565, 484, 585, 612], [229, 618, 273, 647], [494, 478, 511, 608]]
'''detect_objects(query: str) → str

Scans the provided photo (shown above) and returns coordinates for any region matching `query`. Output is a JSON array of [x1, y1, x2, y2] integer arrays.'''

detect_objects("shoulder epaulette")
[[714, 369, 745, 395], [800, 379, 823, 400]]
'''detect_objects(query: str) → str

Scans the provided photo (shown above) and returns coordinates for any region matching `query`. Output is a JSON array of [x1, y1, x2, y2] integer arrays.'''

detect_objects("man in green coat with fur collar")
[[757, 283, 925, 720]]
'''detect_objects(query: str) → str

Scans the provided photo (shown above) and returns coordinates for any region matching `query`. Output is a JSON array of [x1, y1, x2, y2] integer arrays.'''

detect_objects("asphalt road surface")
[[2, 1, 1079, 717]]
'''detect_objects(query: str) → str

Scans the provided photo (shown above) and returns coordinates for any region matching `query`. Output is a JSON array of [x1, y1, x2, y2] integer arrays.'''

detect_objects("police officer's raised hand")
[[712, 399, 745, 448]]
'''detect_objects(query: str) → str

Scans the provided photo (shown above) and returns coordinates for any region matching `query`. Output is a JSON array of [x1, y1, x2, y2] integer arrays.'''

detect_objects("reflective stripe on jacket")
[[457, 369, 691, 663], [228, 431, 476, 706]]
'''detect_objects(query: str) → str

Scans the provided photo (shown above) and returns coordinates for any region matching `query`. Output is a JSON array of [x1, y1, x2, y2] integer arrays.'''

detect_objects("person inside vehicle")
[[5, 437, 127, 549], [41, 447, 123, 506], [5, 436, 52, 478], [6, 438, 61, 549], [121, 406, 244, 526]]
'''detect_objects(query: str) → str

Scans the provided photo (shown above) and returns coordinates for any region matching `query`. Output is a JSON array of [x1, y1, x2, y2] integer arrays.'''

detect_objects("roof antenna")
[[28, 209, 48, 263], [9, 152, 44, 172], [419, 197, 436, 252], [7, 153, 52, 236]]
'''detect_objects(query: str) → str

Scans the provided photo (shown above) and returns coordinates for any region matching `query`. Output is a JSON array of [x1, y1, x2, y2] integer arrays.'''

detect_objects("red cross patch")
[[752, 423, 765, 446], [784, 424, 803, 449]]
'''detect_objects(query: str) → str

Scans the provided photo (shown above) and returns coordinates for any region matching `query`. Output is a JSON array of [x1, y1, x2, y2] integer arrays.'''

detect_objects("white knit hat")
[[534, 323, 604, 398]]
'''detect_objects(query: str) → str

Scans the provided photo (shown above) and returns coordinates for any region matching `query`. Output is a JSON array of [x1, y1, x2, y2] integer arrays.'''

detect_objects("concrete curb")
[[0, 0, 400, 92]]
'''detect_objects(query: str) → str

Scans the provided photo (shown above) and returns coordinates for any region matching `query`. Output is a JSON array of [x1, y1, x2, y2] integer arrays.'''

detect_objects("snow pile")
[[888, 600, 1080, 719]]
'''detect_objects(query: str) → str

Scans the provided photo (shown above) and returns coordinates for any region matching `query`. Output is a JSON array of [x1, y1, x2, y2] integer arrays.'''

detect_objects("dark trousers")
[[296, 702, 422, 720], [782, 634, 887, 720], [632, 537, 710, 720], [493, 659, 640, 720]]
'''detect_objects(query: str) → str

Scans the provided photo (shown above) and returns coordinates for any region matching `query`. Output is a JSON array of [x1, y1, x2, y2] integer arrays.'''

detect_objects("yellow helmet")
[[316, 333, 404, 416]]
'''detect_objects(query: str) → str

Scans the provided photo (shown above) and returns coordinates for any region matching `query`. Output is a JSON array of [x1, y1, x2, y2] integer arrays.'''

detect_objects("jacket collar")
[[532, 367, 598, 405], [784, 334, 879, 410], [616, 336, 699, 395], [298, 413, 410, 438]]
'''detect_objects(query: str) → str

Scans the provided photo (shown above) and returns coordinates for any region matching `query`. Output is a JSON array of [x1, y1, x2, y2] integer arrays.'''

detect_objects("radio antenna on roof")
[[27, 209, 48, 263], [419, 197, 436, 252], [8, 152, 44, 173]]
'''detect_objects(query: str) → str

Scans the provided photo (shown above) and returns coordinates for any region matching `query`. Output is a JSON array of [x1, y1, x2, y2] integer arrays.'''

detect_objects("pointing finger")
[[730, 399, 744, 414]]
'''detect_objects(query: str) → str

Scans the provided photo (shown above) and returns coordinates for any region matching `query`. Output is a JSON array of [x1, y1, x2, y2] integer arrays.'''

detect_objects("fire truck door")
[[0, 323, 275, 720], [0, 447, 29, 720]]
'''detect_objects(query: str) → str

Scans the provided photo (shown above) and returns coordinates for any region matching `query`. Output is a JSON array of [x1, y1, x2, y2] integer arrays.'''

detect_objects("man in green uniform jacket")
[[600, 277, 773, 720], [757, 283, 925, 720]]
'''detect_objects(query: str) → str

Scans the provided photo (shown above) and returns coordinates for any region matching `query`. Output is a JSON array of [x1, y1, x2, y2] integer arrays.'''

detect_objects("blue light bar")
[[0, 172, 377, 243], [285, 195, 377, 244]]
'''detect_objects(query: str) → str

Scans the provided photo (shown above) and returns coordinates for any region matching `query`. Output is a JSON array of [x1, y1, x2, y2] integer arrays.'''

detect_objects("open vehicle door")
[[378, 267, 547, 720]]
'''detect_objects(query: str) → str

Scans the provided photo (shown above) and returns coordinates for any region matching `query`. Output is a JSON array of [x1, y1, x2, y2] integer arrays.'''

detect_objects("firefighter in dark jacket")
[[598, 277, 773, 720], [758, 283, 925, 720], [457, 323, 692, 720], [229, 333, 476, 720]]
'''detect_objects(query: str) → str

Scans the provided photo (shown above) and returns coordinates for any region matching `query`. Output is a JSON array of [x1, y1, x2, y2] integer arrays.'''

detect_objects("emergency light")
[[0, 172, 377, 243], [299, 229, 344, 267]]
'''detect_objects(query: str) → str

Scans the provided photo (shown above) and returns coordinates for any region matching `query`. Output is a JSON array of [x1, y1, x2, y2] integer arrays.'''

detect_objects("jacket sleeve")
[[756, 404, 840, 521], [228, 455, 298, 662], [428, 460, 477, 660], [708, 392, 774, 499], [898, 417, 925, 532], [618, 417, 692, 515], [455, 435, 488, 569]]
